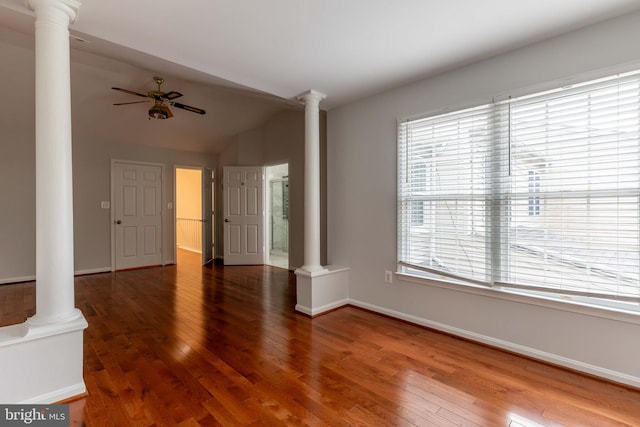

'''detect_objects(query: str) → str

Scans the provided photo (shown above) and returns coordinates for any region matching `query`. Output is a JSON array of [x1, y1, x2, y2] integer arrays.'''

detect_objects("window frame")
[[397, 69, 640, 315]]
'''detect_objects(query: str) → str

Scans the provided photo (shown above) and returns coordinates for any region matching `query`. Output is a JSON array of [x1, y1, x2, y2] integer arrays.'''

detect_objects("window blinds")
[[398, 71, 640, 303]]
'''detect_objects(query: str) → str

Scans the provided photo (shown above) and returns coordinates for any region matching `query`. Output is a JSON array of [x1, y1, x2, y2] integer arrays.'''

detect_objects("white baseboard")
[[176, 246, 202, 254], [74, 267, 111, 276], [19, 382, 86, 404], [348, 299, 640, 389], [0, 267, 114, 285], [295, 304, 312, 316], [0, 275, 35, 285], [295, 299, 349, 317]]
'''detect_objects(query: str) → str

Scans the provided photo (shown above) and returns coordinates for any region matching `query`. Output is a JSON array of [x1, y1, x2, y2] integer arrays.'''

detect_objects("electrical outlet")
[[384, 270, 393, 283]]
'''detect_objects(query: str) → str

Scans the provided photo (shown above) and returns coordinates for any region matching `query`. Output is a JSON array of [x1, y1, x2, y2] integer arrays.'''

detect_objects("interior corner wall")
[[216, 109, 328, 270], [326, 10, 640, 386]]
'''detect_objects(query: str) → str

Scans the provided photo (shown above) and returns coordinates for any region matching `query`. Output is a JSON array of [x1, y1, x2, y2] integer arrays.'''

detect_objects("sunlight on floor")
[[508, 412, 546, 427]]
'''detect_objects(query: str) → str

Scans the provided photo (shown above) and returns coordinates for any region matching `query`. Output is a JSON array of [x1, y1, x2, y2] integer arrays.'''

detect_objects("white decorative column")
[[295, 90, 349, 316], [28, 0, 83, 326], [0, 0, 87, 404], [297, 90, 327, 274]]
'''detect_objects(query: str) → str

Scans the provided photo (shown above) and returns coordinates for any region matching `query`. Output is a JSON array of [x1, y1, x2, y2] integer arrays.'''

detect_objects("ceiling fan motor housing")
[[149, 104, 170, 119]]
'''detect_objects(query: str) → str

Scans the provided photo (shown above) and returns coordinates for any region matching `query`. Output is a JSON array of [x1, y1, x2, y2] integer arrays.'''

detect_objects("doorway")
[[175, 167, 214, 265], [175, 167, 203, 260], [265, 163, 289, 269]]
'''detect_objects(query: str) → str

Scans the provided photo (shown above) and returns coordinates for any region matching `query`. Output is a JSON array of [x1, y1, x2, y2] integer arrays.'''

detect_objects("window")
[[398, 70, 640, 308]]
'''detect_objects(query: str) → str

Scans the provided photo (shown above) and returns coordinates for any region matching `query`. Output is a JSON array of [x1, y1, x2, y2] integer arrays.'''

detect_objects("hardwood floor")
[[1, 249, 639, 426]]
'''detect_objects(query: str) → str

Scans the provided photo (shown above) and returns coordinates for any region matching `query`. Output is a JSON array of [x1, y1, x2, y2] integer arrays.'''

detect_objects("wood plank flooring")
[[1, 249, 639, 426]]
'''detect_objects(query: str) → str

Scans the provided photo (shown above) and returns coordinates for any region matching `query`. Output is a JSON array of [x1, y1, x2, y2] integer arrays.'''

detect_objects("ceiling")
[[1, 0, 640, 153]]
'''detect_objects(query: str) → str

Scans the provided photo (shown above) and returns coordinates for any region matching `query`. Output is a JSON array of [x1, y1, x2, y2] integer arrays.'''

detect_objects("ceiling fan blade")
[[112, 87, 149, 98], [113, 100, 150, 106], [171, 102, 206, 115], [161, 91, 183, 100]]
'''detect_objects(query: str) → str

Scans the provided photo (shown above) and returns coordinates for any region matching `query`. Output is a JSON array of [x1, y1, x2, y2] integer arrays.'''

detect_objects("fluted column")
[[297, 90, 327, 274], [27, 0, 82, 325]]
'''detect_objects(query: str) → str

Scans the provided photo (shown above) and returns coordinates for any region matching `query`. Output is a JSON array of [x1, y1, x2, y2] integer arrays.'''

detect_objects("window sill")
[[396, 272, 640, 326]]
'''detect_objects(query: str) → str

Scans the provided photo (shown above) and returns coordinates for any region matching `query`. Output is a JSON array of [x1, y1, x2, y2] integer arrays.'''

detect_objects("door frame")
[[173, 165, 214, 265], [202, 167, 214, 265], [110, 159, 165, 271], [264, 162, 290, 269]]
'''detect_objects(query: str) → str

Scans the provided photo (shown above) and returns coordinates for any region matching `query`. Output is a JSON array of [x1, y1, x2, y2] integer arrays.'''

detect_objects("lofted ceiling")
[[1, 0, 640, 153]]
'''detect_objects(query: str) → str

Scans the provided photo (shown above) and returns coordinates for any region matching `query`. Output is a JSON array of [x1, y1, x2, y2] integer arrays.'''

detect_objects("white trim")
[[176, 246, 202, 254], [0, 275, 36, 285], [348, 298, 640, 388], [19, 382, 86, 404], [295, 304, 312, 316], [74, 267, 111, 276], [0, 267, 111, 285], [296, 299, 349, 317]]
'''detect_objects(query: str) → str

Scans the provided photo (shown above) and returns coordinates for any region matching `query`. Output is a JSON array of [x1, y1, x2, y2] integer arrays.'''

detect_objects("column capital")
[[296, 89, 327, 107], [26, 0, 81, 23]]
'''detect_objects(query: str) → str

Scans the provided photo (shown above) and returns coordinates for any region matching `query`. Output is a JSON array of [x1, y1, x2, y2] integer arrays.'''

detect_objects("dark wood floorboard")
[[1, 249, 639, 426]]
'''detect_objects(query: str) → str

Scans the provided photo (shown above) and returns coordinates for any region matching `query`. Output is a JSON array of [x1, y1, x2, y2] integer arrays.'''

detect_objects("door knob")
[[115, 220, 122, 224], [224, 219, 230, 222]]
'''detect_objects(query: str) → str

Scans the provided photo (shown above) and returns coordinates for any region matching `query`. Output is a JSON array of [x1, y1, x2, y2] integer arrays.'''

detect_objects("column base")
[[295, 265, 350, 316], [0, 313, 88, 403], [296, 265, 329, 276], [26, 307, 84, 327]]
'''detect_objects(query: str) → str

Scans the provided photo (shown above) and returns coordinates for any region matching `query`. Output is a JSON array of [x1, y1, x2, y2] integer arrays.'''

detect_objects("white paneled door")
[[223, 166, 264, 265], [113, 162, 163, 270]]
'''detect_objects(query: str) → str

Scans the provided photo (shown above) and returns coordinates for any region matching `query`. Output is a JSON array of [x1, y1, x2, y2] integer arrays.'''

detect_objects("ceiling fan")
[[112, 77, 206, 119]]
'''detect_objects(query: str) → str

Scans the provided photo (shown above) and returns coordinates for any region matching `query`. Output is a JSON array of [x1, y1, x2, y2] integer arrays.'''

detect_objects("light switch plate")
[[101, 201, 110, 209]]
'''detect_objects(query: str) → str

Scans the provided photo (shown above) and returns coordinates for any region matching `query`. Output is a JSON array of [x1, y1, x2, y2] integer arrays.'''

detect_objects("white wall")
[[327, 11, 640, 386]]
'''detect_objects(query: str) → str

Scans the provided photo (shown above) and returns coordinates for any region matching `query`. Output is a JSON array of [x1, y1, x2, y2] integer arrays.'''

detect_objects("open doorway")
[[265, 163, 289, 269], [175, 167, 202, 262]]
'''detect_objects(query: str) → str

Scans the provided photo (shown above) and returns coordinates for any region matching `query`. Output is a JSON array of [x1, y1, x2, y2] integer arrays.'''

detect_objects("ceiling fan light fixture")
[[148, 104, 171, 119]]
